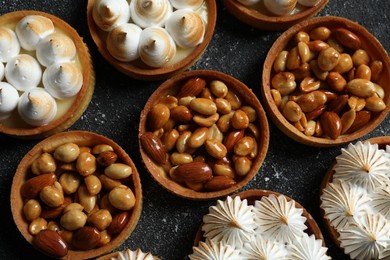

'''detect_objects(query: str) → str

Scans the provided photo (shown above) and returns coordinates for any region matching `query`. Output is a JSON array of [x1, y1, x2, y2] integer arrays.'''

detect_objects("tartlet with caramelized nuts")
[[11, 131, 142, 259], [86, 0, 216, 81], [139, 70, 269, 200], [262, 16, 390, 147], [192, 189, 328, 258], [0, 11, 95, 139], [223, 0, 328, 31]]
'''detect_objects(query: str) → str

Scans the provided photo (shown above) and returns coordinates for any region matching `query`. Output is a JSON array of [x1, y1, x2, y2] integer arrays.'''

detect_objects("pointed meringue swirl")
[[165, 9, 205, 49], [0, 28, 21, 63], [369, 188, 390, 220], [113, 248, 160, 260], [188, 238, 240, 260], [241, 235, 288, 259], [5, 54, 42, 92], [106, 23, 142, 62], [18, 88, 57, 126], [289, 233, 331, 260], [130, 0, 173, 28], [43, 62, 83, 100], [93, 0, 131, 31], [15, 15, 55, 51], [36, 32, 77, 67], [138, 27, 176, 68], [170, 0, 204, 10], [0, 82, 19, 121]]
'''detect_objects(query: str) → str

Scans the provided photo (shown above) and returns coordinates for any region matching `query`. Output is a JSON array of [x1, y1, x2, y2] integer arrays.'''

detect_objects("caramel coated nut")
[[346, 79, 376, 98], [84, 175, 102, 195], [170, 105, 193, 123], [97, 151, 118, 167], [234, 136, 255, 157], [54, 143, 80, 163], [234, 156, 252, 176], [271, 72, 297, 96], [225, 90, 242, 110], [365, 95, 386, 112], [170, 152, 193, 166], [193, 113, 220, 127], [104, 163, 133, 180], [148, 103, 170, 131], [273, 50, 288, 73], [205, 139, 227, 159], [32, 230, 68, 258], [88, 209, 112, 231], [172, 162, 213, 183], [282, 101, 302, 122], [232, 109, 249, 130], [77, 184, 97, 213], [161, 129, 179, 152], [332, 28, 361, 50], [29, 217, 48, 235], [76, 152, 96, 177], [310, 26, 331, 41], [332, 53, 353, 74], [215, 98, 232, 114], [317, 47, 340, 71], [204, 176, 236, 191], [224, 130, 245, 153], [140, 132, 167, 165], [23, 199, 42, 222], [59, 172, 81, 194], [108, 185, 136, 211], [40, 186, 64, 208], [92, 144, 114, 154], [21, 173, 57, 199], [297, 90, 327, 113], [176, 77, 206, 99], [320, 111, 342, 139], [187, 127, 208, 148], [72, 227, 101, 251], [210, 80, 228, 98], [107, 211, 129, 235], [190, 98, 217, 116], [99, 174, 122, 190], [31, 152, 56, 175], [60, 209, 87, 231]]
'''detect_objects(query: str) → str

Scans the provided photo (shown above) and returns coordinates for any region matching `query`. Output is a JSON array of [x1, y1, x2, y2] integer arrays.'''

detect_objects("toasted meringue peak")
[[379, 247, 390, 259], [0, 28, 20, 63], [18, 88, 57, 126], [188, 238, 241, 260], [0, 82, 19, 121], [138, 27, 176, 68], [15, 15, 55, 51], [321, 179, 371, 231], [369, 188, 390, 220], [339, 213, 390, 260], [237, 0, 261, 6], [0, 62, 4, 81], [170, 0, 204, 10], [130, 0, 173, 28], [241, 235, 288, 260], [202, 196, 256, 247], [264, 0, 297, 16], [106, 23, 142, 62], [93, 0, 131, 31], [36, 32, 77, 67], [42, 62, 83, 100], [334, 141, 390, 192], [288, 233, 331, 260], [298, 0, 321, 6], [5, 54, 42, 92], [254, 194, 307, 243], [112, 248, 160, 260], [165, 9, 205, 49]]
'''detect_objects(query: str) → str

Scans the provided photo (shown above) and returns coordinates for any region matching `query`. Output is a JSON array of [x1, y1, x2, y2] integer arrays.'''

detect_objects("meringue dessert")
[[88, 0, 215, 79], [98, 248, 160, 260], [0, 11, 94, 138], [235, 0, 321, 16], [320, 140, 390, 259], [192, 192, 330, 259]]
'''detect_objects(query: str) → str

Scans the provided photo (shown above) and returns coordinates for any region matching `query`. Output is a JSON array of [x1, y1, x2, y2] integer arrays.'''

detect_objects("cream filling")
[[0, 22, 81, 128]]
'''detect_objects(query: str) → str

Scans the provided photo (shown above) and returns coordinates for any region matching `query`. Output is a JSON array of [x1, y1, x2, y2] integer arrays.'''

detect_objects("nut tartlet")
[[0, 11, 95, 139], [192, 189, 328, 259], [87, 0, 216, 81], [261, 16, 390, 147], [10, 131, 143, 259], [139, 70, 269, 200], [223, 0, 329, 31], [320, 136, 390, 259]]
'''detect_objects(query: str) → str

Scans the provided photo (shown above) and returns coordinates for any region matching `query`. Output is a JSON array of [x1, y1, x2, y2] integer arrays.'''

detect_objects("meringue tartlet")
[[87, 0, 216, 80], [0, 11, 95, 139]]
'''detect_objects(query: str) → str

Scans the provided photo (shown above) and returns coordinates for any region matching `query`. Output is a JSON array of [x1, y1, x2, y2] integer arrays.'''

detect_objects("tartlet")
[[192, 189, 328, 259], [139, 70, 269, 200], [223, 0, 329, 31], [320, 136, 390, 259], [0, 10, 95, 139], [261, 16, 390, 147], [10, 131, 143, 259], [98, 248, 160, 260], [87, 0, 216, 81]]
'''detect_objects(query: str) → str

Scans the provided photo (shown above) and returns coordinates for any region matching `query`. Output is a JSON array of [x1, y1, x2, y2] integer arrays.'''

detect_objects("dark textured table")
[[0, 0, 389, 259]]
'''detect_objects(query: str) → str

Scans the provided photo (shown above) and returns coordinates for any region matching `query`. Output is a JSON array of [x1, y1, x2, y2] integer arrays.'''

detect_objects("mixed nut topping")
[[141, 77, 262, 192], [20, 142, 136, 258], [271, 26, 386, 139]]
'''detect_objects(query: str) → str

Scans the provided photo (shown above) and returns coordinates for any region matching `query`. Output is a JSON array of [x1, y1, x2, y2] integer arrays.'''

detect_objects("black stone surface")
[[0, 0, 389, 259]]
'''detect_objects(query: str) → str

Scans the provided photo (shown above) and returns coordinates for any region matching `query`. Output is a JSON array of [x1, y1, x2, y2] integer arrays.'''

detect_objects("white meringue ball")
[[15, 15, 55, 51], [139, 27, 176, 68], [43, 62, 83, 100], [93, 0, 131, 31], [0, 62, 4, 81], [165, 9, 205, 48], [36, 32, 77, 67], [298, 0, 321, 6], [0, 28, 21, 63], [170, 0, 204, 10], [264, 0, 297, 16], [5, 54, 42, 92], [237, 0, 261, 6], [130, 0, 173, 28], [106, 23, 142, 62], [18, 88, 57, 126], [0, 82, 19, 121]]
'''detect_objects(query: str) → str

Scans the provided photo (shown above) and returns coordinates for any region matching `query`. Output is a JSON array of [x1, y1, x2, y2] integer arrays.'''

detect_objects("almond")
[[332, 28, 361, 50], [346, 110, 371, 134], [172, 162, 212, 183], [97, 151, 118, 167], [72, 226, 101, 250], [176, 77, 206, 99], [107, 211, 129, 235], [32, 230, 68, 258], [326, 94, 348, 114], [140, 132, 167, 165], [148, 103, 170, 131], [223, 129, 245, 153], [170, 105, 193, 123], [41, 197, 72, 219], [305, 105, 326, 121], [320, 111, 342, 139], [204, 176, 236, 191], [21, 173, 57, 199]]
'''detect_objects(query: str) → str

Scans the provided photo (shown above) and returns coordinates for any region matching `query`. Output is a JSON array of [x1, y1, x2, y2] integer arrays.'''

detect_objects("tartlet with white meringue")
[[0, 10, 95, 139], [320, 137, 390, 260], [191, 189, 329, 260], [97, 248, 160, 260], [87, 0, 216, 80]]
